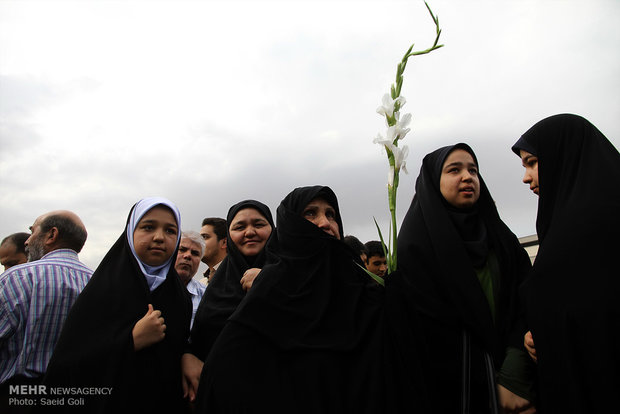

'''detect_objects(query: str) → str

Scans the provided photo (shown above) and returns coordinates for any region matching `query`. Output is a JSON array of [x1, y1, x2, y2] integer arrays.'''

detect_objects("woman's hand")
[[181, 353, 204, 402], [240, 268, 262, 291], [498, 384, 536, 414], [132, 304, 166, 351], [524, 331, 537, 363]]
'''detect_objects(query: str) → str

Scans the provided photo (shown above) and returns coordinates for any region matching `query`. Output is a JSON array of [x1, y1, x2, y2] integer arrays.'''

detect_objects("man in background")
[[199, 217, 227, 285], [0, 211, 93, 412], [174, 231, 206, 328], [343, 235, 368, 264], [0, 232, 29, 271], [364, 240, 388, 278]]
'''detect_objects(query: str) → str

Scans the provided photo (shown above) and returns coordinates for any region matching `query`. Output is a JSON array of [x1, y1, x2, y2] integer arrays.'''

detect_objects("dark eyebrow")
[[444, 161, 476, 169], [521, 155, 536, 166]]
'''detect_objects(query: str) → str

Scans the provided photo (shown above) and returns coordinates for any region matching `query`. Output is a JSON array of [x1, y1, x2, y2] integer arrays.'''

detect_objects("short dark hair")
[[343, 235, 367, 257], [1, 232, 30, 254], [40, 214, 87, 253], [364, 240, 385, 261], [201, 217, 227, 241]]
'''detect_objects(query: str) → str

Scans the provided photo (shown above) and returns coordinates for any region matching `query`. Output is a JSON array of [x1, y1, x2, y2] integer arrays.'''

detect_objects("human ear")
[[46, 227, 59, 246]]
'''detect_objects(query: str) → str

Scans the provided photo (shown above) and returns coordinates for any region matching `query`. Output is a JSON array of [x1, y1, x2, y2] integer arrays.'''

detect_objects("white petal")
[[399, 112, 412, 127], [401, 144, 409, 160], [386, 126, 398, 142], [381, 93, 392, 106], [397, 127, 411, 140], [373, 133, 390, 146]]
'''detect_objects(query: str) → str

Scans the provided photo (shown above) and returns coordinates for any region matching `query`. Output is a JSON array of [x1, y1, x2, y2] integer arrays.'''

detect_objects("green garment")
[[474, 252, 500, 322], [475, 252, 537, 402]]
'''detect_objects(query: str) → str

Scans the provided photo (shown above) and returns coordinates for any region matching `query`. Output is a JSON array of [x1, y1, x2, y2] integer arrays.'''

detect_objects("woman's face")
[[229, 207, 272, 257], [133, 206, 179, 266], [302, 197, 341, 239], [519, 150, 539, 196], [439, 149, 480, 209]]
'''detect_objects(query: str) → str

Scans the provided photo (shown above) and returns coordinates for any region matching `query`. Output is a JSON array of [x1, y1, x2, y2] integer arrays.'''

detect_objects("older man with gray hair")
[[0, 210, 93, 405], [174, 231, 207, 328]]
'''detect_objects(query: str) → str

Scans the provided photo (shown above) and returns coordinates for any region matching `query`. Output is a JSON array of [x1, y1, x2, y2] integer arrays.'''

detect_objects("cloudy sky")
[[1, 0, 619, 273]]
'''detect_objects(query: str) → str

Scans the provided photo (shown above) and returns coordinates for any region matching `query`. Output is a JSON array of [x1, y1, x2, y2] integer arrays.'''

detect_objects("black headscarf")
[[230, 185, 378, 350], [196, 185, 386, 414], [393, 143, 531, 413], [512, 114, 620, 413], [188, 199, 275, 360], [42, 198, 192, 413]]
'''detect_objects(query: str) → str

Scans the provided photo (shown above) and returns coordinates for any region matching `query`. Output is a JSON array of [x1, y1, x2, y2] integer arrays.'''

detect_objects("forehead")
[[0, 242, 17, 255], [443, 149, 476, 166], [180, 238, 201, 250], [305, 197, 335, 209], [139, 206, 177, 224], [231, 207, 267, 223], [31, 214, 46, 229], [200, 224, 214, 234]]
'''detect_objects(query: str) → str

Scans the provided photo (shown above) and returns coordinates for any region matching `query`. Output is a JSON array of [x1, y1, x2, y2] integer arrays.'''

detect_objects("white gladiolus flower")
[[394, 112, 412, 140], [382, 142, 409, 187], [373, 133, 391, 147], [367, 1, 443, 280], [393, 144, 409, 173], [376, 93, 406, 118]]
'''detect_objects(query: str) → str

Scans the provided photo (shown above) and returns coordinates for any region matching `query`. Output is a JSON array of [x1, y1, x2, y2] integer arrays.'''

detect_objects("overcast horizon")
[[1, 0, 619, 273]]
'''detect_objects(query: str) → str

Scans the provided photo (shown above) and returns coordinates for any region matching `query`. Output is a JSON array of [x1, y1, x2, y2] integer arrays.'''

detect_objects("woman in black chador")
[[182, 200, 275, 402], [512, 114, 620, 413], [394, 143, 536, 414], [42, 197, 192, 413], [195, 185, 386, 414]]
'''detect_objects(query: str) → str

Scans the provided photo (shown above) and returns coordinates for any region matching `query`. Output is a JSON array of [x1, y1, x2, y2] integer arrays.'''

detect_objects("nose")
[[461, 171, 474, 182], [522, 170, 532, 184], [316, 214, 331, 230], [153, 228, 165, 241], [245, 226, 257, 237]]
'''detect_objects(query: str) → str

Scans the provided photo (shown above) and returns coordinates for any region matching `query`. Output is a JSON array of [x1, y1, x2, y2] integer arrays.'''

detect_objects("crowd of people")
[[1, 113, 618, 414]]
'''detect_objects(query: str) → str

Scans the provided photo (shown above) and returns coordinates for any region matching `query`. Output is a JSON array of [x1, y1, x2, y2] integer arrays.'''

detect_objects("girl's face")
[[133, 206, 179, 266], [229, 208, 272, 257], [302, 197, 341, 239], [519, 150, 539, 196], [439, 149, 481, 209]]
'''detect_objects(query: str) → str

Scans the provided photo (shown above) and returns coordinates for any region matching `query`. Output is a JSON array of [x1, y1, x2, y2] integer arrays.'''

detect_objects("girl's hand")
[[132, 304, 166, 351]]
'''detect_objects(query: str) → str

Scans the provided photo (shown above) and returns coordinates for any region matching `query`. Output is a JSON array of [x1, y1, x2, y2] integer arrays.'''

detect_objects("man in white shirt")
[[174, 231, 206, 328]]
